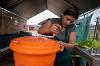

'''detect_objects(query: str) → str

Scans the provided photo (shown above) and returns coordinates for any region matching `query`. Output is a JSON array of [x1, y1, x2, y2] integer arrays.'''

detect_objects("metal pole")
[[93, 16, 100, 40]]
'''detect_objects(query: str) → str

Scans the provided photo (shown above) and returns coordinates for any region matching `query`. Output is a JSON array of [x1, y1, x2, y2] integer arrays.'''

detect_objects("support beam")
[[7, 0, 24, 10], [64, 0, 83, 14]]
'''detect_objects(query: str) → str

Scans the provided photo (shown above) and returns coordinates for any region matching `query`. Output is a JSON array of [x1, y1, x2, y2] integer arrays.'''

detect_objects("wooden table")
[[74, 46, 100, 66], [0, 47, 11, 58]]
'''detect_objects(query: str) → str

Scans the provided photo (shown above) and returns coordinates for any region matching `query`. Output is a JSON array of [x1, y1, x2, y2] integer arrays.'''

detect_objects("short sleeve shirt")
[[50, 18, 76, 43]]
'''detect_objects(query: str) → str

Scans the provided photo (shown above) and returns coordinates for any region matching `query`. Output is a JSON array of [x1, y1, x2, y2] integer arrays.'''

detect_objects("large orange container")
[[10, 36, 60, 66]]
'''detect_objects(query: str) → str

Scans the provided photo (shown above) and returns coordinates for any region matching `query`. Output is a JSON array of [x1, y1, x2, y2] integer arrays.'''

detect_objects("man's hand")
[[50, 24, 62, 35], [58, 41, 65, 52]]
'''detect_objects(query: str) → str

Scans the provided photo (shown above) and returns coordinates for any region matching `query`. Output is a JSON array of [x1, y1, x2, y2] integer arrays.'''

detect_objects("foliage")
[[76, 40, 100, 49]]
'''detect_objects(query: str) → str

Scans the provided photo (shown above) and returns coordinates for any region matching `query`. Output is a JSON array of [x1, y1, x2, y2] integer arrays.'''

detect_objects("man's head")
[[61, 7, 79, 27]]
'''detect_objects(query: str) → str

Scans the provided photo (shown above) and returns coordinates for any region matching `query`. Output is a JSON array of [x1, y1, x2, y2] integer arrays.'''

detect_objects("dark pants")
[[54, 49, 72, 66], [54, 62, 72, 66]]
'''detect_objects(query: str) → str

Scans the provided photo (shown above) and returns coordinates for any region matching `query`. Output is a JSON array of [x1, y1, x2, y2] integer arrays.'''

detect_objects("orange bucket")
[[10, 36, 60, 66]]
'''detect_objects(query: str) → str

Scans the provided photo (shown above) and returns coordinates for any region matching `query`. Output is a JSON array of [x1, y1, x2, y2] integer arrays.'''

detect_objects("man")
[[38, 7, 79, 66]]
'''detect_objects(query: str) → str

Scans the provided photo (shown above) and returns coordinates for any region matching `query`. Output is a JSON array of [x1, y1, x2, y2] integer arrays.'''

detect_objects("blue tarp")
[[76, 14, 93, 42]]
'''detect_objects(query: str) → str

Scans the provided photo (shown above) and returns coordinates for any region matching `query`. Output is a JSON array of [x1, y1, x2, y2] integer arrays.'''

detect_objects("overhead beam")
[[7, 0, 24, 10], [64, 0, 83, 14]]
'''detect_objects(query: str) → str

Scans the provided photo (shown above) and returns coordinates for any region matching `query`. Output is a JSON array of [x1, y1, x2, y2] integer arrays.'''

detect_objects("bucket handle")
[[12, 39, 20, 44]]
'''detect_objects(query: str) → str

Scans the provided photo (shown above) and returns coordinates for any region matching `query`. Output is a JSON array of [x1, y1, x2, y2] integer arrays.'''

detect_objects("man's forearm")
[[64, 43, 75, 48], [38, 28, 51, 34], [58, 41, 75, 49]]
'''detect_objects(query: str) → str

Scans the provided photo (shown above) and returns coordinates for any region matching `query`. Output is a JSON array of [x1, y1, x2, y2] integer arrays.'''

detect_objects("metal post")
[[93, 16, 100, 40]]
